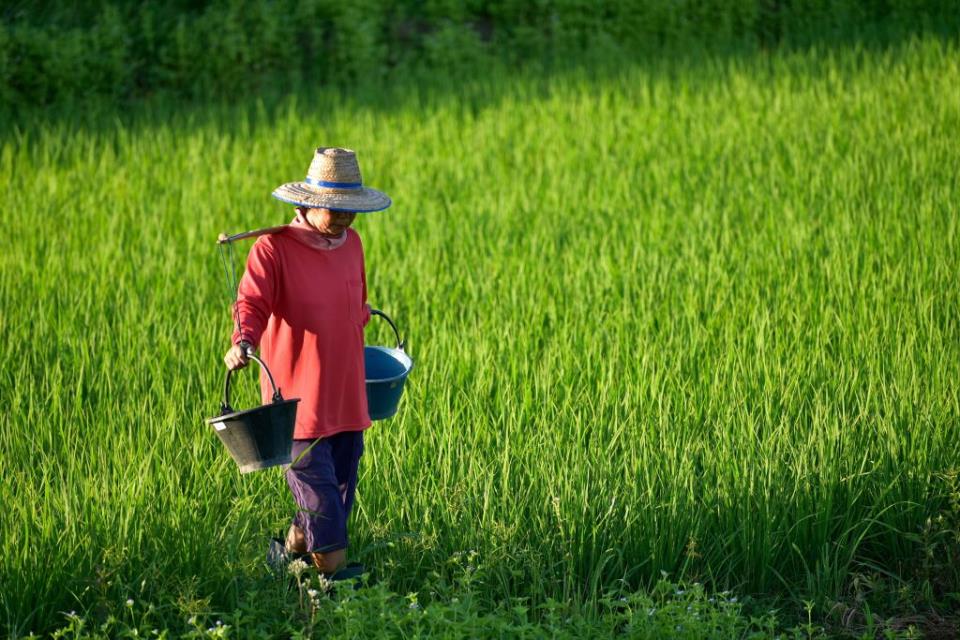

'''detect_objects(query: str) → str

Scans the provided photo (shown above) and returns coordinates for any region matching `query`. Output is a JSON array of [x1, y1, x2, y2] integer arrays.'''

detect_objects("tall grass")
[[1, 35, 958, 634]]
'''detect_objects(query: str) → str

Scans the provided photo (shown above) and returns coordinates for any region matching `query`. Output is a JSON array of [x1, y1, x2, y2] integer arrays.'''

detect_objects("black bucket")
[[206, 351, 300, 473]]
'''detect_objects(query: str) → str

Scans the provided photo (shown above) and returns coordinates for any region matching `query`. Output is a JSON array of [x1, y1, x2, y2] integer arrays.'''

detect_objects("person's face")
[[297, 206, 357, 236]]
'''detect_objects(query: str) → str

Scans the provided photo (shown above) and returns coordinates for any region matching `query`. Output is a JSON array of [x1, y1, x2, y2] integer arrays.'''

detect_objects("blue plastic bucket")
[[365, 309, 413, 420]]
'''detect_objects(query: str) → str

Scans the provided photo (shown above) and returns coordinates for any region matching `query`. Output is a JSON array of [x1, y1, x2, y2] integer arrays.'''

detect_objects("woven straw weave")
[[272, 147, 391, 212]]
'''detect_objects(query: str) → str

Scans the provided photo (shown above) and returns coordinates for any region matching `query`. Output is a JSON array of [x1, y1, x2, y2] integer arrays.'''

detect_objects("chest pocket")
[[346, 279, 364, 325]]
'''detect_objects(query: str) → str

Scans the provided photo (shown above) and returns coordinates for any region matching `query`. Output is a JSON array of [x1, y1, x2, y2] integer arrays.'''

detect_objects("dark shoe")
[[266, 536, 314, 582], [330, 562, 365, 581], [327, 562, 372, 590], [266, 537, 288, 573]]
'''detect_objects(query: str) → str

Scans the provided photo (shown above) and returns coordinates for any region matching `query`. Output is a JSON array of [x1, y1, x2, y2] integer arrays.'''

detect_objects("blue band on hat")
[[305, 176, 362, 189]]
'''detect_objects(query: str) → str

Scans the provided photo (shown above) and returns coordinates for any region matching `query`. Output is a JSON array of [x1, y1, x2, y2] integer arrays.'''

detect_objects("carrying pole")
[[217, 224, 291, 245]]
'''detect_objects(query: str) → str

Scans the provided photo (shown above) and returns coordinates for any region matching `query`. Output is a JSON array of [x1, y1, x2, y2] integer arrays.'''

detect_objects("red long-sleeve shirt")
[[231, 227, 371, 439]]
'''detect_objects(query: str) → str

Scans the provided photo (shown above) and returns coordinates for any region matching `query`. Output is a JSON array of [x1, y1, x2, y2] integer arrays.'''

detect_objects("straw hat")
[[272, 147, 392, 212]]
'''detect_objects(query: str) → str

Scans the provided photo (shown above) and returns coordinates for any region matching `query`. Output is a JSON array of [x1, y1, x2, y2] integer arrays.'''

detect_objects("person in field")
[[223, 147, 391, 580]]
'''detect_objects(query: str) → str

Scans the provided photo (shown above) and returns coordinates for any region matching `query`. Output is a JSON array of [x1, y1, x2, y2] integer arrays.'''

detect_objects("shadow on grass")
[[3, 20, 958, 143]]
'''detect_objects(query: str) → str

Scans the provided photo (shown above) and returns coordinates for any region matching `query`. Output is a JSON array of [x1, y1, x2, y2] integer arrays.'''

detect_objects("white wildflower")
[[288, 558, 309, 578]]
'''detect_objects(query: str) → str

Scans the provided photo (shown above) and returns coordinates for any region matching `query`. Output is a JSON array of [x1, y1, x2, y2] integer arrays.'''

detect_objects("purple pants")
[[286, 431, 364, 553]]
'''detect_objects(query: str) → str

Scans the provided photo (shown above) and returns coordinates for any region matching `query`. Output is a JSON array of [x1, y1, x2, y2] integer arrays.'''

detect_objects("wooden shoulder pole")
[[217, 224, 291, 244]]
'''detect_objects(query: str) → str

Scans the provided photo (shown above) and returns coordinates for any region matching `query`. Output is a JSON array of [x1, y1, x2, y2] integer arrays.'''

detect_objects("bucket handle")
[[221, 347, 284, 414], [370, 308, 405, 350]]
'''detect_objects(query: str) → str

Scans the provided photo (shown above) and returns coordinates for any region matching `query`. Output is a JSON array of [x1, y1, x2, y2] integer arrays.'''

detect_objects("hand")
[[224, 341, 253, 370]]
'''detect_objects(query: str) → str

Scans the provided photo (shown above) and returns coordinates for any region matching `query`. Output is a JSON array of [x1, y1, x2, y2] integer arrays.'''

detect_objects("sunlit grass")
[[1, 35, 958, 634]]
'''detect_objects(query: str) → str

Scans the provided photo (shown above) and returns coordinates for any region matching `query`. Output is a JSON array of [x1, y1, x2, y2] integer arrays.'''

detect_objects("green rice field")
[[1, 35, 959, 637]]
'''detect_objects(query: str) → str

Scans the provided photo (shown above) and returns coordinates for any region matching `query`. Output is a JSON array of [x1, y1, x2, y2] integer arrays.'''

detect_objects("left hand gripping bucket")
[[207, 350, 300, 473], [365, 309, 414, 420]]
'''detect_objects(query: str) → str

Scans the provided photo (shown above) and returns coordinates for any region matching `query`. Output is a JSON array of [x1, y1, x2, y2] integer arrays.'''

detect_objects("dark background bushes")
[[1, 0, 957, 109]]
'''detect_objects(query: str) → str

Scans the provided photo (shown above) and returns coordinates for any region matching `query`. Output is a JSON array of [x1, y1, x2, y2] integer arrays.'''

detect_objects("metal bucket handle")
[[221, 347, 284, 414], [370, 308, 405, 350]]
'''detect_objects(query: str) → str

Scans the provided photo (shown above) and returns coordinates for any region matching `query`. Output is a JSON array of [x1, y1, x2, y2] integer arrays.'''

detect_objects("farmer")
[[223, 147, 391, 579]]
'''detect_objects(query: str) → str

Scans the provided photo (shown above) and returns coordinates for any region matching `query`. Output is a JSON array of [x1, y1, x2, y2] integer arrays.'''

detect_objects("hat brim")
[[272, 182, 392, 213]]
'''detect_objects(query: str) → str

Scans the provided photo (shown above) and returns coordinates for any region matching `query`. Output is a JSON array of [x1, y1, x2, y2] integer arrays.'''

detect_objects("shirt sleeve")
[[231, 239, 279, 348]]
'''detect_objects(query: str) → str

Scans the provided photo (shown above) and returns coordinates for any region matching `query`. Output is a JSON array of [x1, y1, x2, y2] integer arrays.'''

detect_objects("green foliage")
[[1, 33, 959, 638], [17, 566, 926, 638], [422, 22, 488, 75], [1, 1, 958, 108]]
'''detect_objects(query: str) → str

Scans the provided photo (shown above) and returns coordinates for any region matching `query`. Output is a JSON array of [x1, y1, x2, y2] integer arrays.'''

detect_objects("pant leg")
[[328, 430, 364, 519], [286, 438, 349, 553]]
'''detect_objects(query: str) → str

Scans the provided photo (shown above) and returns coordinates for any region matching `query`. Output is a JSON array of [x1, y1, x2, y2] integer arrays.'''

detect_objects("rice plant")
[[1, 34, 957, 636]]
